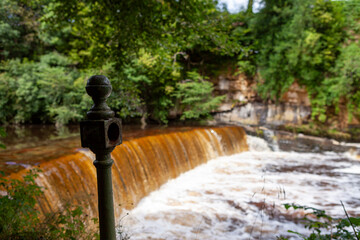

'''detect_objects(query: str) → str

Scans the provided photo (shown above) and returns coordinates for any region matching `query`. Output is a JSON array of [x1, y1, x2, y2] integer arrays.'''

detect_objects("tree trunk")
[[247, 0, 254, 14]]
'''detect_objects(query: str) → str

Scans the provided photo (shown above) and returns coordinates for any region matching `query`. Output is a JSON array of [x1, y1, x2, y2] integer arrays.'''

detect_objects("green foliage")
[[312, 43, 360, 122], [41, 0, 219, 67], [254, 0, 345, 100], [0, 48, 224, 125], [103, 49, 180, 124], [180, 9, 257, 78], [0, 169, 43, 238], [0, 52, 91, 125], [0, 0, 43, 60], [253, 0, 360, 125], [45, 204, 99, 240], [120, 49, 180, 123], [0, 0, 231, 125], [106, 48, 225, 124], [172, 71, 225, 120], [0, 127, 5, 149], [183, 10, 246, 57], [278, 203, 360, 239], [0, 169, 99, 239]]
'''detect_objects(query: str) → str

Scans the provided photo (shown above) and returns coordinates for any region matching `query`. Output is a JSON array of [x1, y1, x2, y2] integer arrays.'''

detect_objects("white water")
[[120, 136, 360, 239]]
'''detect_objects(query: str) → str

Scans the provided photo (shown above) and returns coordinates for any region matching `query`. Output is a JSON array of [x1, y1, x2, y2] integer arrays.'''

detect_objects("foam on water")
[[120, 136, 360, 239], [246, 135, 271, 152]]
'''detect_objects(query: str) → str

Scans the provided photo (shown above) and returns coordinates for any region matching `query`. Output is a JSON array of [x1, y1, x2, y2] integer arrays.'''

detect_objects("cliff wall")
[[211, 71, 312, 126]]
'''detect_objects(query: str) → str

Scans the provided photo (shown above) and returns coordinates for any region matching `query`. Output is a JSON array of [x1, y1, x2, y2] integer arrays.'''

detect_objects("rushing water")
[[1, 126, 248, 226], [121, 136, 360, 239]]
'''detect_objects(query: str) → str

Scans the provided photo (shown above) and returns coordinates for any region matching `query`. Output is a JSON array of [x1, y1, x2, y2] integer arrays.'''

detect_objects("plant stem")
[[341, 200, 359, 240]]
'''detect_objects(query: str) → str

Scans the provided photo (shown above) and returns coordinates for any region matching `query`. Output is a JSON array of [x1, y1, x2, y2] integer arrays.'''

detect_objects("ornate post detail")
[[80, 75, 122, 240]]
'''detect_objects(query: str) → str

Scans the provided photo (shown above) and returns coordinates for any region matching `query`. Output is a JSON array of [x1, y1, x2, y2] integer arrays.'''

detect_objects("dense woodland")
[[1, 0, 360, 128]]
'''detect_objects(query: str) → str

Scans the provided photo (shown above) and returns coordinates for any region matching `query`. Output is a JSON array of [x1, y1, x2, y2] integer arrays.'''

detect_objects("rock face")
[[215, 103, 311, 126], [214, 73, 257, 112], [212, 71, 360, 128], [275, 130, 356, 153], [280, 81, 310, 106], [212, 72, 311, 126]]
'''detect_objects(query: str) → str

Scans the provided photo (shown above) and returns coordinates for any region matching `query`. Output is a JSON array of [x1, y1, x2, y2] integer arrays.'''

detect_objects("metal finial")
[[86, 75, 115, 120]]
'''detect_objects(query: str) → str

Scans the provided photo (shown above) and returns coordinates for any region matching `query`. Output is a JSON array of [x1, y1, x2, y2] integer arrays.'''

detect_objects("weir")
[[7, 126, 248, 225]]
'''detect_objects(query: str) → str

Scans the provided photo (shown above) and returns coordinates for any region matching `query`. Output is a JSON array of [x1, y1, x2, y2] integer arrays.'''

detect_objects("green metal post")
[[80, 75, 122, 240], [94, 151, 116, 240]]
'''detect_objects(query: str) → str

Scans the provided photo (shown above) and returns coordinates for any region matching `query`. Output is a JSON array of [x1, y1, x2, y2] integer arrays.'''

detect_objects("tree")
[[0, 52, 89, 125], [41, 0, 219, 67], [0, 0, 43, 60], [0, 0, 232, 125], [172, 71, 225, 120], [247, 0, 254, 14], [253, 0, 345, 100], [38, 0, 232, 124]]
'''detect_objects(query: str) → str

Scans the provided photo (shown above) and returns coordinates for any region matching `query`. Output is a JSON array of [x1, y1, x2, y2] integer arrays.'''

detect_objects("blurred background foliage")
[[1, 0, 360, 126]]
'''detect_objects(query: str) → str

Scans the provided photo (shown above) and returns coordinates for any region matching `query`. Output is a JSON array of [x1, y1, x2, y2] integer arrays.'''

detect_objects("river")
[[1, 125, 359, 239], [121, 136, 360, 239]]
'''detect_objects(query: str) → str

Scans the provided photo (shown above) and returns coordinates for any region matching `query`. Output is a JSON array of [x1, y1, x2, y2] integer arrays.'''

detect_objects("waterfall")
[[7, 126, 248, 224], [262, 128, 280, 151], [246, 135, 271, 152]]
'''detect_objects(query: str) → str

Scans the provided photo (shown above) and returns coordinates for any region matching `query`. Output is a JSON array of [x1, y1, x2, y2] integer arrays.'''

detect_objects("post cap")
[[87, 75, 111, 86], [86, 75, 115, 120]]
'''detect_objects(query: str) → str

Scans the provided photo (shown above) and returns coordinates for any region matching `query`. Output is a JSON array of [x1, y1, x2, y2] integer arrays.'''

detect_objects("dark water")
[[1, 124, 80, 150]]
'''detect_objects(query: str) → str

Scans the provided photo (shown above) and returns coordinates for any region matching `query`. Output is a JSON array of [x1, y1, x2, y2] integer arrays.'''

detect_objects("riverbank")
[[278, 123, 360, 143]]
